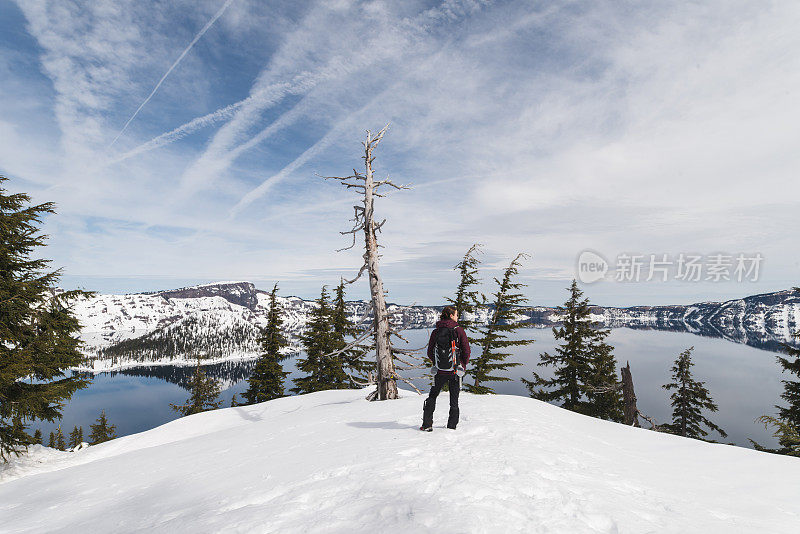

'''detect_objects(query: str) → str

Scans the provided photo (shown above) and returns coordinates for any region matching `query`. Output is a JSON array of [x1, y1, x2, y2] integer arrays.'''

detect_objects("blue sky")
[[1, 0, 798, 306]]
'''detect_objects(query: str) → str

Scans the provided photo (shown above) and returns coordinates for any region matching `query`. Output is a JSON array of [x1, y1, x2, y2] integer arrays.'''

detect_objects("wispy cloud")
[[108, 0, 236, 147], [176, 0, 492, 198]]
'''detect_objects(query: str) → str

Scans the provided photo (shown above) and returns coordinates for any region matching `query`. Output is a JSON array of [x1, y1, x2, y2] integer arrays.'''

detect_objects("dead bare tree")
[[322, 125, 410, 400], [620, 361, 641, 427], [587, 361, 662, 430]]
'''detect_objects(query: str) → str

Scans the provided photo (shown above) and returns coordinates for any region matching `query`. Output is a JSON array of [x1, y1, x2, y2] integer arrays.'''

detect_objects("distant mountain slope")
[[72, 282, 800, 371], [2, 389, 798, 533]]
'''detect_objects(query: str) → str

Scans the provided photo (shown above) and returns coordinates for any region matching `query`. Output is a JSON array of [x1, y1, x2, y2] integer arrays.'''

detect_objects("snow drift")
[[1, 389, 798, 533]]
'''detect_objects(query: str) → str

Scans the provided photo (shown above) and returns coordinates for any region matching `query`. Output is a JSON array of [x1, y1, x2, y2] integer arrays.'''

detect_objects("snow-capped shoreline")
[[69, 281, 800, 372]]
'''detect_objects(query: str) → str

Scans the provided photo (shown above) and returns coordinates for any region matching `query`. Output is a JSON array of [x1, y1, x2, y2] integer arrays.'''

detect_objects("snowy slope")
[[2, 389, 798, 533]]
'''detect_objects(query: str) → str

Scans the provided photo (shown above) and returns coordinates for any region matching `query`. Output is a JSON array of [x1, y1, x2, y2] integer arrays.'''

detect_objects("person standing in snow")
[[420, 306, 471, 431]]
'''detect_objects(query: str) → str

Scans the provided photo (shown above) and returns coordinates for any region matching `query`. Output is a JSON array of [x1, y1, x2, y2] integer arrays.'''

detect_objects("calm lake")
[[33, 328, 789, 450]]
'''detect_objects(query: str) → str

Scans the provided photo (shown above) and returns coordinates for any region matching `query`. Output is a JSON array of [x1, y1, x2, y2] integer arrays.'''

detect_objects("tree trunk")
[[362, 132, 397, 400], [621, 361, 640, 427], [324, 127, 407, 400]]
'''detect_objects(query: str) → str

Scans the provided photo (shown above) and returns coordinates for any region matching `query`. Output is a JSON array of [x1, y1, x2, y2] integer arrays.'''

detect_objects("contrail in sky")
[[108, 0, 236, 147]]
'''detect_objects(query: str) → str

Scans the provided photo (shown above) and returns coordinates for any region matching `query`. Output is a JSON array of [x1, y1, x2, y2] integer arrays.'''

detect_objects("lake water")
[[32, 328, 789, 450]]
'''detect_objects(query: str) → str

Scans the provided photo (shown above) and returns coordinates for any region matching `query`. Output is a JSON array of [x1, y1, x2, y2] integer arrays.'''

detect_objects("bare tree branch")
[[314, 328, 375, 361], [344, 261, 369, 285], [393, 354, 428, 368], [392, 346, 427, 355], [586, 382, 623, 394], [347, 370, 374, 387], [395, 375, 423, 395], [637, 409, 660, 431], [374, 179, 412, 191], [337, 230, 361, 252]]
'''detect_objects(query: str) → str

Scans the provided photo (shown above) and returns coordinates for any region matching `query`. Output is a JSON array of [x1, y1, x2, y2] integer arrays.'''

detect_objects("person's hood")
[[435, 318, 458, 329]]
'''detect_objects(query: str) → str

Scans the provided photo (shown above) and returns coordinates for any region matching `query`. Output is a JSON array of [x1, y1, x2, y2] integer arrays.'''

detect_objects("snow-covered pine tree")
[[446, 244, 483, 332], [243, 283, 289, 404], [661, 347, 726, 440], [292, 286, 351, 394], [55, 426, 65, 451], [68, 425, 83, 448], [331, 280, 372, 383], [170, 357, 223, 416], [0, 176, 94, 461], [523, 280, 622, 421], [89, 410, 117, 445], [464, 253, 532, 395]]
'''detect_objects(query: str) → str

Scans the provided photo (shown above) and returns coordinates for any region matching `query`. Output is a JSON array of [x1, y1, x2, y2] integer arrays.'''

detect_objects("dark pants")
[[422, 373, 460, 429]]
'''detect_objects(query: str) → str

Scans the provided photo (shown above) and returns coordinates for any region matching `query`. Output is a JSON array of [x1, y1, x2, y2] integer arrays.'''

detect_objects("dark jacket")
[[427, 319, 471, 375]]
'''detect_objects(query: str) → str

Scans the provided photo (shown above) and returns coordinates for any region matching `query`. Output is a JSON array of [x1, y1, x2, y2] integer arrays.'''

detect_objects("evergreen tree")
[[230, 394, 240, 407], [170, 357, 223, 416], [55, 426, 66, 451], [523, 280, 623, 420], [769, 315, 800, 454], [292, 286, 350, 394], [753, 291, 800, 455], [243, 283, 290, 404], [662, 347, 726, 440], [48, 431, 55, 448], [33, 429, 42, 445], [0, 176, 95, 461], [446, 244, 483, 332], [464, 254, 532, 394], [331, 280, 371, 381], [89, 410, 117, 445], [582, 325, 624, 422], [68, 425, 83, 448]]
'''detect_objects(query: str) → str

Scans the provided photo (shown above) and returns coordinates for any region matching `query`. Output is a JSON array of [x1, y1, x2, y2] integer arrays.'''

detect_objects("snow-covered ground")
[[2, 389, 798, 533]]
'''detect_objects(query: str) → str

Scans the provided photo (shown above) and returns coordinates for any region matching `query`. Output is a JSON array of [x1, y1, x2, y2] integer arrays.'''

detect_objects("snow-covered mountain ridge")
[[1, 388, 798, 533], [72, 282, 800, 371]]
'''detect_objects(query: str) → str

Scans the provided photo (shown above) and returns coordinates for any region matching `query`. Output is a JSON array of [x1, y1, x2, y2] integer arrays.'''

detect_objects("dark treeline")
[[98, 315, 261, 364]]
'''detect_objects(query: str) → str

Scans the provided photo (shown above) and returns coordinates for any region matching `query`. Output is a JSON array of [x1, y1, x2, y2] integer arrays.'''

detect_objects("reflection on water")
[[116, 360, 258, 391], [33, 328, 789, 450], [608, 322, 798, 354]]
